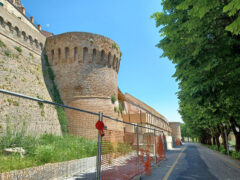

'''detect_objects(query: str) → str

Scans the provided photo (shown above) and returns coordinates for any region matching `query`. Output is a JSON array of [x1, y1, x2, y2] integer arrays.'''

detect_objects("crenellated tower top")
[[45, 32, 122, 102], [46, 32, 121, 73]]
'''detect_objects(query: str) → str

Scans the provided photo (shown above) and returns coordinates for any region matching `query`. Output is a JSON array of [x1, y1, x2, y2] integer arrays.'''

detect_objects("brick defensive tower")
[[169, 122, 181, 140], [45, 32, 123, 137]]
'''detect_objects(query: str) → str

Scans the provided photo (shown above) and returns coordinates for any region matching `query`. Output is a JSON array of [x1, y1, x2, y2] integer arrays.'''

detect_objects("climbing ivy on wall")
[[43, 55, 68, 134]]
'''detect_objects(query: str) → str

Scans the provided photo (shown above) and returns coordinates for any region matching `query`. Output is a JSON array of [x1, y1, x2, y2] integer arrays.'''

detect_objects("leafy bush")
[[35, 145, 55, 163], [111, 95, 117, 104], [231, 151, 240, 160], [29, 53, 34, 58], [4, 50, 11, 57], [102, 141, 114, 155], [112, 43, 118, 50], [36, 95, 44, 109], [206, 144, 240, 160], [117, 143, 133, 155], [118, 102, 124, 115], [220, 149, 227, 154], [0, 40, 6, 48], [15, 46, 22, 53]]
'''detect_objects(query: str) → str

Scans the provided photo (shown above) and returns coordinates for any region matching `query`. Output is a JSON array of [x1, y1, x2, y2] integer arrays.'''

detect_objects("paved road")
[[142, 143, 240, 180]]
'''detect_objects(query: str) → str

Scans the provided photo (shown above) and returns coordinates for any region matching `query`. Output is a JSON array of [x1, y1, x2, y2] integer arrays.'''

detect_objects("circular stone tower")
[[45, 32, 123, 138]]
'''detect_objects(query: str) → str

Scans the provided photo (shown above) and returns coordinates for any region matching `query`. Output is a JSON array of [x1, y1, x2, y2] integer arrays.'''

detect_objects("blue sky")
[[21, 0, 182, 123]]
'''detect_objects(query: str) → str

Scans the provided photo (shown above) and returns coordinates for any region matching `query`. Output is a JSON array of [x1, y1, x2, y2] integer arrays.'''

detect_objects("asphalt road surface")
[[142, 143, 240, 180]]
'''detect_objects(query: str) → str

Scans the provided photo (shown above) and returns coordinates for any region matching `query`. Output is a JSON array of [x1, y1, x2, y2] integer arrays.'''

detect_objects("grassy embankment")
[[0, 130, 133, 173], [0, 131, 97, 173]]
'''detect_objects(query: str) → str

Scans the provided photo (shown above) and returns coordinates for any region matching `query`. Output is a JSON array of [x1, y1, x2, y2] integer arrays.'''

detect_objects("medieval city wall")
[[0, 4, 61, 136]]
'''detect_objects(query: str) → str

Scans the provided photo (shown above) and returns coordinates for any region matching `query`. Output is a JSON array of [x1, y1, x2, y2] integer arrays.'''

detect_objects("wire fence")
[[0, 89, 166, 180]]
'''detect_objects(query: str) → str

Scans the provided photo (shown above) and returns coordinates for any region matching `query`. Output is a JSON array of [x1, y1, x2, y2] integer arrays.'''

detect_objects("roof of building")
[[118, 88, 125, 101], [41, 30, 54, 38], [124, 93, 168, 123]]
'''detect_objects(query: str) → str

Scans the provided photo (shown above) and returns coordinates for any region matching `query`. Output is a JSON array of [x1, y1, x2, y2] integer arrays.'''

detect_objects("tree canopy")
[[152, 0, 240, 151]]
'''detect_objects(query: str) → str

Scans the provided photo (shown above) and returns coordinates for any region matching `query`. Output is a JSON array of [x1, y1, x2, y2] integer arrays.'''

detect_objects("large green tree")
[[152, 0, 240, 151]]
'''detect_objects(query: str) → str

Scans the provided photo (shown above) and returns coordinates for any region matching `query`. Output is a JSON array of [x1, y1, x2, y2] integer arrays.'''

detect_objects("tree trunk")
[[208, 136, 212, 145], [213, 137, 216, 145], [215, 135, 220, 150], [220, 131, 227, 150], [235, 134, 240, 152], [229, 116, 240, 152]]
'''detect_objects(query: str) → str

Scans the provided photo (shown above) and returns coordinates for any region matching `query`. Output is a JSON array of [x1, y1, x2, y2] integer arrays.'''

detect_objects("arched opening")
[[108, 52, 111, 68], [14, 26, 19, 36], [92, 49, 96, 62], [51, 50, 54, 63], [100, 50, 105, 62], [0, 17, 4, 27], [74, 47, 78, 61], [83, 47, 88, 62], [28, 35, 33, 44], [39, 43, 43, 50], [22, 31, 26, 41], [34, 39, 38, 48], [65, 47, 69, 62], [6, 22, 12, 32], [58, 48, 61, 63], [117, 60, 120, 72], [112, 55, 116, 69], [115, 58, 118, 70]]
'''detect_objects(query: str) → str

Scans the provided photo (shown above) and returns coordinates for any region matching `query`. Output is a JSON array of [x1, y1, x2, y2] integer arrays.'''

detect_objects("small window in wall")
[[74, 47, 78, 61], [65, 47, 69, 62], [115, 58, 118, 70], [117, 60, 120, 71], [83, 47, 88, 62], [51, 50, 54, 63], [40, 43, 43, 50], [22, 31, 26, 41], [6, 22, 12, 32], [0, 17, 3, 26], [34, 39, 38, 48], [14, 26, 19, 36], [58, 48, 61, 63], [108, 52, 111, 68], [92, 49, 96, 62], [100, 50, 105, 62], [113, 55, 116, 69], [29, 35, 33, 44]]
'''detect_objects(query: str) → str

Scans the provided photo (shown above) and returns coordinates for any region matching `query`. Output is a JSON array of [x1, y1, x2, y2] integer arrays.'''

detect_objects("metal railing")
[[0, 89, 167, 179]]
